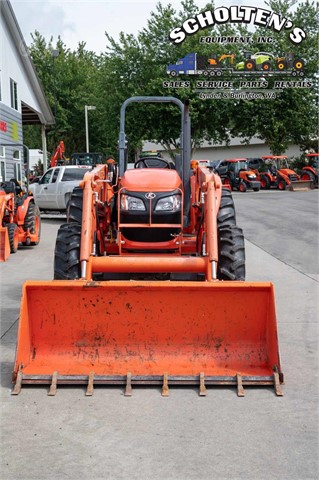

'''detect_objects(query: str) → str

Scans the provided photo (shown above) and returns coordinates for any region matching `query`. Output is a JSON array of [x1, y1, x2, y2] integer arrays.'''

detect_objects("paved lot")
[[0, 190, 318, 480]]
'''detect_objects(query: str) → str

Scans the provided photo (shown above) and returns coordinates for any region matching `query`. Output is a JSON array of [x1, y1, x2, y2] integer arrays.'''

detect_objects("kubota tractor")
[[300, 153, 318, 188], [0, 180, 41, 261], [12, 97, 283, 397], [258, 156, 312, 191], [216, 158, 260, 192]]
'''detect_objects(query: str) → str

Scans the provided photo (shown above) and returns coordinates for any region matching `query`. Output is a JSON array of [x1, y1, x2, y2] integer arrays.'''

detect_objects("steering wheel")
[[134, 157, 172, 169]]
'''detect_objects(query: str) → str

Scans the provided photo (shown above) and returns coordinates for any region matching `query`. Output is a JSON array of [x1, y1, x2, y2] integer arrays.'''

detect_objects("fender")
[[16, 196, 34, 225]]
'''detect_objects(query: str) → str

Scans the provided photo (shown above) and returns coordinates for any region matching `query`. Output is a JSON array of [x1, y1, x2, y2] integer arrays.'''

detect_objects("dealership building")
[[0, 0, 54, 182]]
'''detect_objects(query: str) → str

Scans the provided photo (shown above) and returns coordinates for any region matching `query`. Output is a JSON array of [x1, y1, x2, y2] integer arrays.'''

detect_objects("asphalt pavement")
[[0, 190, 318, 480]]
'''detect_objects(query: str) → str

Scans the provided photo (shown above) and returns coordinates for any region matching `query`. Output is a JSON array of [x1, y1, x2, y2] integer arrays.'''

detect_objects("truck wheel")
[[67, 187, 83, 224], [217, 226, 245, 281], [54, 223, 81, 280], [217, 188, 236, 227], [260, 175, 270, 189], [7, 223, 19, 253], [23, 201, 41, 245]]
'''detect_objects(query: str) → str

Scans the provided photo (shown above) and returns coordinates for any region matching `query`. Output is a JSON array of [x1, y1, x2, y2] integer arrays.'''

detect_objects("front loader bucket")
[[288, 180, 314, 191], [13, 281, 283, 395], [0, 226, 10, 262]]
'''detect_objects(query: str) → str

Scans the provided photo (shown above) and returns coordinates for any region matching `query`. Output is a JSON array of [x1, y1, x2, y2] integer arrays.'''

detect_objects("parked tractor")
[[0, 180, 41, 261], [216, 158, 260, 192], [300, 153, 318, 188], [255, 156, 313, 191], [12, 97, 283, 397], [236, 52, 304, 74]]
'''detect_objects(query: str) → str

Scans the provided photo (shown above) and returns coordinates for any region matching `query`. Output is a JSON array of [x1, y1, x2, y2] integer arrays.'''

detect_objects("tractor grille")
[[289, 174, 299, 182]]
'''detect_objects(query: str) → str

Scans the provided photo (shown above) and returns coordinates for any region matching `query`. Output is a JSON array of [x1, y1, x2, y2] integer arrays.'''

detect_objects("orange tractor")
[[0, 180, 41, 261], [216, 158, 261, 192], [300, 153, 318, 188], [255, 156, 313, 191], [12, 97, 283, 397]]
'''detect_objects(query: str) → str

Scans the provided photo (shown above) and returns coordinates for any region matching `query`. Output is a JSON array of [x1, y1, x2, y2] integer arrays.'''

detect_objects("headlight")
[[120, 194, 146, 211], [155, 194, 181, 212], [247, 174, 256, 179]]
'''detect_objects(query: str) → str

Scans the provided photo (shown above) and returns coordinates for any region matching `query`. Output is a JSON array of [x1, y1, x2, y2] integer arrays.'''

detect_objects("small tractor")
[[300, 153, 318, 188], [236, 51, 304, 74], [255, 156, 313, 191], [12, 97, 283, 397], [0, 180, 41, 261], [216, 158, 260, 192]]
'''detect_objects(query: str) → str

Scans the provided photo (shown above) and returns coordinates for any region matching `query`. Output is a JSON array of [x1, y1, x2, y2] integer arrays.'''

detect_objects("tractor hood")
[[240, 170, 257, 178], [279, 168, 296, 176], [120, 169, 182, 192]]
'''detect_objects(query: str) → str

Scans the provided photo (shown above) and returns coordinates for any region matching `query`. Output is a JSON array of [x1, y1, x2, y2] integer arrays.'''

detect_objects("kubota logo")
[[145, 192, 156, 199]]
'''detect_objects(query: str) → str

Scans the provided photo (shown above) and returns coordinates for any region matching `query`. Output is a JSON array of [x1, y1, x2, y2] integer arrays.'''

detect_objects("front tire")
[[7, 223, 19, 253], [23, 201, 41, 245], [217, 188, 236, 227], [217, 226, 245, 281], [54, 223, 81, 279], [239, 181, 247, 192], [278, 180, 286, 190], [67, 187, 83, 223]]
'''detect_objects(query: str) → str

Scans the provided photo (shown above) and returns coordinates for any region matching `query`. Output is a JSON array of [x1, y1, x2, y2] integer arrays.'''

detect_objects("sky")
[[8, 0, 273, 54]]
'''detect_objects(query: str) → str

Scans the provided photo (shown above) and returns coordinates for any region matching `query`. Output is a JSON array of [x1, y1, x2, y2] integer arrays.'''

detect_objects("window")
[[0, 146, 5, 158], [51, 168, 60, 183], [15, 162, 21, 182], [10, 78, 18, 110], [0, 161, 5, 182], [39, 169, 53, 184], [13, 150, 21, 160], [61, 167, 91, 181]]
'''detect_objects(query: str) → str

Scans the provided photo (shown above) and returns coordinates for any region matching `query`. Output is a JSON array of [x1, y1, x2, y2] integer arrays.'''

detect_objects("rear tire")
[[217, 226, 245, 281], [217, 188, 236, 227], [7, 223, 19, 253], [300, 171, 315, 182], [260, 175, 270, 189], [23, 201, 41, 245], [67, 187, 83, 223], [54, 223, 81, 279]]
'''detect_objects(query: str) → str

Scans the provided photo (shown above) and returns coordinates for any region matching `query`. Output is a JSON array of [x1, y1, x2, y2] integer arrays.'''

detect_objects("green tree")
[[24, 32, 100, 155]]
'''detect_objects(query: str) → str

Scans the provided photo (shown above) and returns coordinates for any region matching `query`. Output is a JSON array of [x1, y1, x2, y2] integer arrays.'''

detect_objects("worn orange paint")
[[13, 281, 282, 380]]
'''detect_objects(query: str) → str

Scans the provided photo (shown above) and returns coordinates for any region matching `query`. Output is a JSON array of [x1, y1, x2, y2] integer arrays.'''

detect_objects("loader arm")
[[12, 96, 283, 396]]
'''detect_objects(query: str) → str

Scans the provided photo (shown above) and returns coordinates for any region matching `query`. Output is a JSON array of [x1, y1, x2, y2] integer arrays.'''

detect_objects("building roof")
[[1, 0, 55, 125]]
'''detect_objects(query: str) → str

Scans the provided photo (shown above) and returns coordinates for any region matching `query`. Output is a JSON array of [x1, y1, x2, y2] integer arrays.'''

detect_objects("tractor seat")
[[135, 156, 175, 169], [1, 181, 16, 194]]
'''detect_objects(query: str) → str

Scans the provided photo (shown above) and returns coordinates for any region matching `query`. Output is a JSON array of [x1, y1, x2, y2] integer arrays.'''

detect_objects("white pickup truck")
[[29, 165, 91, 211]]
